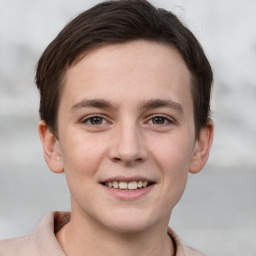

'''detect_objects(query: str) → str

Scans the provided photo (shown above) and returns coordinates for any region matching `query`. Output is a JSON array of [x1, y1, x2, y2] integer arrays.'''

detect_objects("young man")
[[0, 0, 213, 255]]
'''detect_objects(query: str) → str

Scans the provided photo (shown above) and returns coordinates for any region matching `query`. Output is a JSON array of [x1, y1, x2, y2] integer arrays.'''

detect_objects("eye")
[[149, 116, 172, 125], [82, 116, 107, 126]]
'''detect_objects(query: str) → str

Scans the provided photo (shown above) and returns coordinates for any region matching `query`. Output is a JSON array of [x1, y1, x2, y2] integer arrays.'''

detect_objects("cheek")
[[60, 138, 106, 204], [151, 134, 193, 192], [60, 134, 106, 180], [152, 133, 194, 170]]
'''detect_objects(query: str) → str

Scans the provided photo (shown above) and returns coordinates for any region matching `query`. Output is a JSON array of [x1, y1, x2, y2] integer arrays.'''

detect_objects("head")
[[36, 0, 213, 139], [36, 0, 214, 233]]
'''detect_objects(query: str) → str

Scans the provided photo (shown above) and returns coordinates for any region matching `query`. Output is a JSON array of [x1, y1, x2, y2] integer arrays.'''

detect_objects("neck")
[[56, 210, 174, 256]]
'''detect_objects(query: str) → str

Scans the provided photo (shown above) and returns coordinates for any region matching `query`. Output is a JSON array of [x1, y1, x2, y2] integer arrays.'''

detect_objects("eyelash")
[[81, 115, 108, 126], [81, 115, 175, 127], [146, 115, 175, 126]]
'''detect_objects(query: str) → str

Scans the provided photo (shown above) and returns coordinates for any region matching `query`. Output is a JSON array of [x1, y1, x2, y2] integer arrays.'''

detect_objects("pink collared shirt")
[[0, 211, 206, 256]]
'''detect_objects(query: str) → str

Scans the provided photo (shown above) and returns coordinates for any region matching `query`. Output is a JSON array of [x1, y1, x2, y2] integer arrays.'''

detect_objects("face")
[[40, 40, 212, 233]]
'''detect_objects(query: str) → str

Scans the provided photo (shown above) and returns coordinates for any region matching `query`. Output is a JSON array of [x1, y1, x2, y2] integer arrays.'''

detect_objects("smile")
[[100, 176, 156, 200], [104, 181, 152, 190]]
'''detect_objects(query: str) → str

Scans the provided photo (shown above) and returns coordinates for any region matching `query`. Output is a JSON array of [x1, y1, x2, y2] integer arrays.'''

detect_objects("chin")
[[107, 222, 149, 234], [102, 211, 156, 234]]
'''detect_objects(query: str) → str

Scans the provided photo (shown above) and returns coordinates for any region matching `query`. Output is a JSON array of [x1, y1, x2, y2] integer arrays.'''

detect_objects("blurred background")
[[0, 0, 255, 255]]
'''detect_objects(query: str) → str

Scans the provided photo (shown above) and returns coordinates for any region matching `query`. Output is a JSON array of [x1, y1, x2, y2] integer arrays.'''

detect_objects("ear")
[[189, 120, 214, 174], [38, 120, 64, 173]]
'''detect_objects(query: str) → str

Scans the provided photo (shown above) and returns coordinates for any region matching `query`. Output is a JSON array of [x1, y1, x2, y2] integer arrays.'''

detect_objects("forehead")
[[60, 40, 193, 114]]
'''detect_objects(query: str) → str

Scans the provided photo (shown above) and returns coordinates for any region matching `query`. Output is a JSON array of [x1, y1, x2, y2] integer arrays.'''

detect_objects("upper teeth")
[[105, 181, 148, 190]]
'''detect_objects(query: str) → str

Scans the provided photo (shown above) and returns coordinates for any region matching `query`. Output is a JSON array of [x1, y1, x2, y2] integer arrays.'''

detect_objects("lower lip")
[[101, 184, 155, 200]]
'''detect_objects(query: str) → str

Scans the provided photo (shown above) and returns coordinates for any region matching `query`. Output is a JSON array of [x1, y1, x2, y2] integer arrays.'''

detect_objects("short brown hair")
[[36, 0, 213, 138]]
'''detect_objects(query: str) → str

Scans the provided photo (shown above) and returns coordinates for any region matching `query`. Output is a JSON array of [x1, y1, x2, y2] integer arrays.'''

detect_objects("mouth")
[[102, 180, 154, 190], [100, 176, 156, 200]]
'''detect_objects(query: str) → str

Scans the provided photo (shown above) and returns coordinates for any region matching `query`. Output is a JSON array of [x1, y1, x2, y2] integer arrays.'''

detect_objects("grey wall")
[[0, 1, 255, 255]]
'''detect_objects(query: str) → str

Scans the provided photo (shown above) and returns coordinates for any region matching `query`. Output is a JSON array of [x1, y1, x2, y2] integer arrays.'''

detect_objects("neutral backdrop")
[[0, 1, 255, 255]]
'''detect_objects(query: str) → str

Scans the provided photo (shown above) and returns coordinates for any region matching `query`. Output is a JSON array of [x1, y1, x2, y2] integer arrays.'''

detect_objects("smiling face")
[[39, 40, 213, 233]]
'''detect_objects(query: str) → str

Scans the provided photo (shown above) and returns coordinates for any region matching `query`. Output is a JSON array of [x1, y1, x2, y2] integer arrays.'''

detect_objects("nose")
[[109, 123, 147, 165]]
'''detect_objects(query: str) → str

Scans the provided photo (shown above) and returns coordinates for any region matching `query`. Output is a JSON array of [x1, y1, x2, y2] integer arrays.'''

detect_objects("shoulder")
[[0, 233, 39, 256], [0, 211, 70, 256], [167, 227, 206, 256]]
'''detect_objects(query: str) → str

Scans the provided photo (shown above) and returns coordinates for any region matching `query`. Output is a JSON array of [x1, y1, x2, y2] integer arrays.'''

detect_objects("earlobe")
[[189, 120, 214, 174], [38, 120, 64, 173]]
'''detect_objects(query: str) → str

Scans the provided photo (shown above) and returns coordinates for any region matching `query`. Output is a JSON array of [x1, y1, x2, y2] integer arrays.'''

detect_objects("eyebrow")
[[70, 98, 184, 114], [70, 99, 117, 112], [140, 99, 184, 113]]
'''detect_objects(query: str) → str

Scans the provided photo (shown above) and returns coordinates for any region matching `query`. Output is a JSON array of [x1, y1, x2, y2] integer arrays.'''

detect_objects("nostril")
[[108, 142, 148, 164], [113, 157, 122, 162], [112, 156, 144, 164]]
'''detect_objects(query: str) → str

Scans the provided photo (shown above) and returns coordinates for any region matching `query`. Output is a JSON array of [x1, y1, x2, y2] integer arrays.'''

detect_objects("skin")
[[39, 40, 213, 256]]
